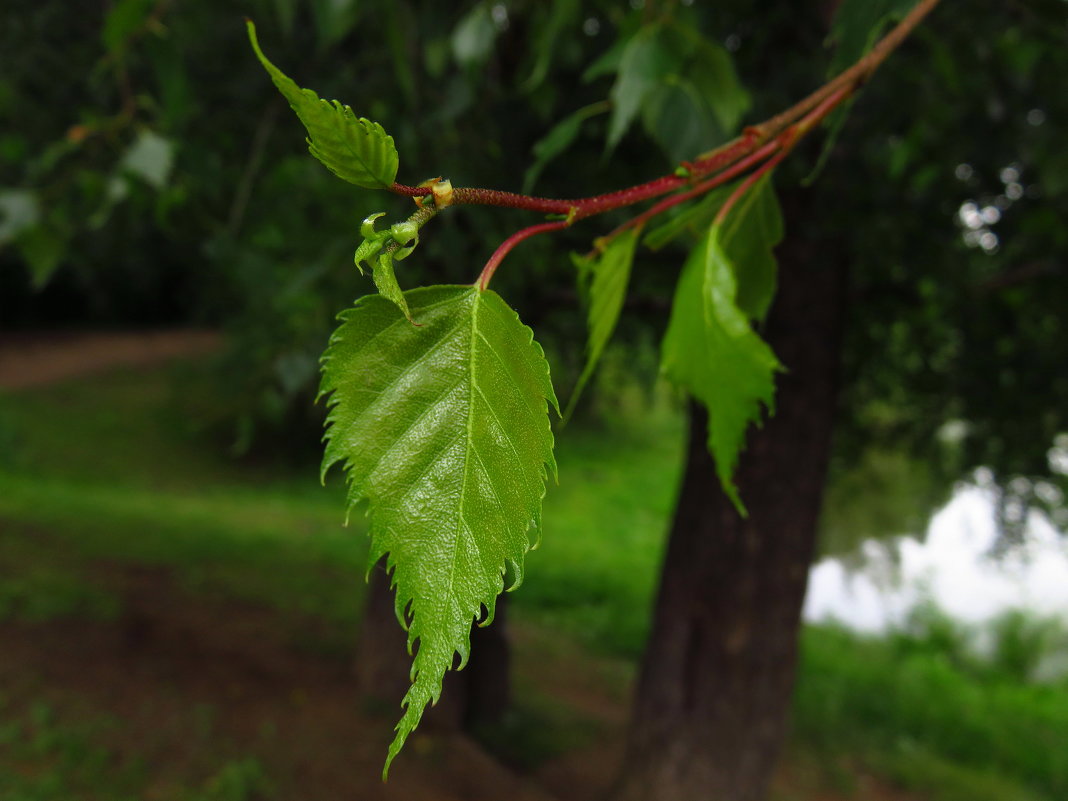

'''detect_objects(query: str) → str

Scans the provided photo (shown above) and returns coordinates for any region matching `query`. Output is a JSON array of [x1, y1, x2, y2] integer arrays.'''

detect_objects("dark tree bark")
[[355, 562, 511, 732], [610, 222, 845, 801]]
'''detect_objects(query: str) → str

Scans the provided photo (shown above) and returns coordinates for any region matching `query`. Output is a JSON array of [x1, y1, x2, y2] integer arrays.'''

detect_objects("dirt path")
[[0, 563, 577, 801], [0, 559, 922, 801], [0, 329, 220, 390]]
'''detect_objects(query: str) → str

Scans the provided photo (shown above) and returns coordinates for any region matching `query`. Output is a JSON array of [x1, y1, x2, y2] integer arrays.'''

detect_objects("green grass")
[[0, 367, 368, 629], [0, 363, 684, 651], [794, 624, 1068, 801], [0, 698, 272, 801], [515, 409, 684, 657]]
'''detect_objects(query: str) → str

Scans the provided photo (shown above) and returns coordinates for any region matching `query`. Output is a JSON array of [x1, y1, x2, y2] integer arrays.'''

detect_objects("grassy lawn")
[[1, 362, 1066, 800]]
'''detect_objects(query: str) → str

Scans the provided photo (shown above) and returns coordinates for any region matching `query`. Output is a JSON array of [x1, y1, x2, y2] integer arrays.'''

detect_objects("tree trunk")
[[355, 561, 511, 732], [610, 226, 845, 801]]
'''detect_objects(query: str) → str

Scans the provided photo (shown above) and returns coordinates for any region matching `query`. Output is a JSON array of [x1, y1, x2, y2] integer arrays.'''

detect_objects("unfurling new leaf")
[[355, 213, 420, 321], [319, 286, 558, 776], [247, 21, 399, 189], [661, 226, 782, 514], [370, 251, 411, 322]]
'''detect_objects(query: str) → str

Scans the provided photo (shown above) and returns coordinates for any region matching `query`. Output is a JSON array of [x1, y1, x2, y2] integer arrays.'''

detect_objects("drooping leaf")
[[0, 189, 40, 245], [310, 0, 362, 50], [564, 229, 640, 419], [661, 227, 782, 514], [522, 0, 581, 91], [451, 4, 499, 68], [247, 21, 399, 190], [640, 78, 719, 166], [644, 175, 782, 321], [606, 24, 685, 153], [643, 184, 732, 251], [687, 37, 750, 133], [583, 36, 628, 83], [370, 251, 412, 322], [718, 174, 783, 322], [119, 130, 174, 190], [523, 101, 609, 193], [319, 286, 558, 775], [828, 0, 918, 74], [603, 22, 746, 163], [807, 0, 916, 182], [102, 0, 154, 57], [17, 225, 66, 289]]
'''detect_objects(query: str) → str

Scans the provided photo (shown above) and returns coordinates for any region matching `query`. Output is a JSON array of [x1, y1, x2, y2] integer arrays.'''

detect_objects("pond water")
[[804, 483, 1068, 632]]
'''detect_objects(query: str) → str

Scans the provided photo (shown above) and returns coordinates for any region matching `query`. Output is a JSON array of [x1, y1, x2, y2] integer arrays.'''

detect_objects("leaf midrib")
[[312, 97, 387, 182], [444, 292, 482, 609]]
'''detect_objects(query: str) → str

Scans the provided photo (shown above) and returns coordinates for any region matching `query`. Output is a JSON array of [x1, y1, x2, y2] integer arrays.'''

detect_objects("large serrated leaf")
[[319, 286, 558, 776], [564, 230, 639, 419], [661, 227, 782, 514], [247, 21, 399, 189]]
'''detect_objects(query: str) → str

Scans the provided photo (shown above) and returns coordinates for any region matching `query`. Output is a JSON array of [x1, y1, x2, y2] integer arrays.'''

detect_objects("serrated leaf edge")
[[247, 20, 399, 189]]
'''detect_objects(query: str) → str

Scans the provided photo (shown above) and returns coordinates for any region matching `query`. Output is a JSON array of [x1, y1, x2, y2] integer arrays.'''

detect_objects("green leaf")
[[687, 38, 750, 133], [828, 0, 917, 74], [522, 0, 581, 91], [451, 4, 499, 68], [319, 286, 558, 775], [119, 130, 174, 190], [564, 229, 640, 419], [16, 225, 66, 289], [661, 228, 782, 514], [606, 24, 685, 153], [310, 0, 361, 50], [808, 0, 916, 182], [246, 21, 399, 190], [370, 251, 413, 322], [102, 0, 154, 57], [523, 101, 609, 193], [718, 174, 783, 322], [643, 184, 732, 251], [644, 175, 782, 321], [640, 77, 718, 166], [0, 189, 40, 245]]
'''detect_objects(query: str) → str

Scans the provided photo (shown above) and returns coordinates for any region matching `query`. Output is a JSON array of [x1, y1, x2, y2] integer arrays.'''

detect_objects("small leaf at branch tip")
[[247, 21, 399, 189]]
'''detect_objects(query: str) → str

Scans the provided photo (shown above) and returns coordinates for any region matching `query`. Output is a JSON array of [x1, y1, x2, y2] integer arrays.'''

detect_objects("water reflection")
[[805, 484, 1068, 632]]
